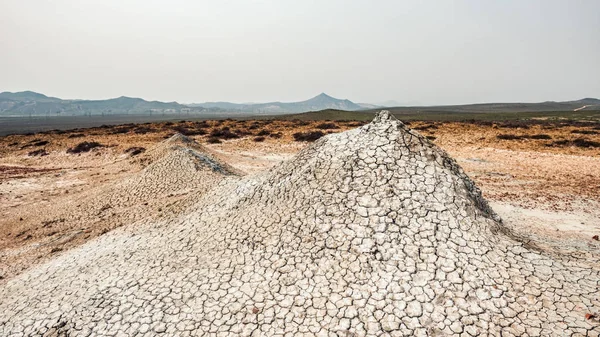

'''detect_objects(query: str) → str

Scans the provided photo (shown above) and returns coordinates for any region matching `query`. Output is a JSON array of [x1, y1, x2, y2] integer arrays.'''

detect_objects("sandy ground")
[[1, 118, 599, 280]]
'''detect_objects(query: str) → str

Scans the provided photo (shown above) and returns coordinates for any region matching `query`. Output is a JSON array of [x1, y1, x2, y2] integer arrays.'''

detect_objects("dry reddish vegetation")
[[403, 120, 600, 207], [1, 118, 599, 198], [1, 118, 598, 185], [0, 119, 368, 161]]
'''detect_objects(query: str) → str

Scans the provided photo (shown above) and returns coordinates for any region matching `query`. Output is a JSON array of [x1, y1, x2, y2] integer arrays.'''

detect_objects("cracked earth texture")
[[0, 111, 598, 336], [0, 133, 238, 279]]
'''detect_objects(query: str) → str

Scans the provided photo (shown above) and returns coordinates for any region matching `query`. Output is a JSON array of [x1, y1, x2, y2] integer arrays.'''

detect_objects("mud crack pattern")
[[0, 111, 598, 336]]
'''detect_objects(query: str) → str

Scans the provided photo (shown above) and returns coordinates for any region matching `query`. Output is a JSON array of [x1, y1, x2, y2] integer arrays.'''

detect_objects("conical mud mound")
[[0, 134, 236, 280], [117, 134, 237, 201], [46, 133, 235, 224], [0, 112, 598, 336], [133, 133, 214, 166]]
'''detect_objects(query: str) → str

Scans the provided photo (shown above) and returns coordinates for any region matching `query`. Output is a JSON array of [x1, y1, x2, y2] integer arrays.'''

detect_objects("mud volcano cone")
[[0, 111, 598, 336]]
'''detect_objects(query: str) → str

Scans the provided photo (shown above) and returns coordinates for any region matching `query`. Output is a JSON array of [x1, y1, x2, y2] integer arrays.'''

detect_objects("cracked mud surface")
[[0, 111, 598, 336], [0, 133, 238, 279]]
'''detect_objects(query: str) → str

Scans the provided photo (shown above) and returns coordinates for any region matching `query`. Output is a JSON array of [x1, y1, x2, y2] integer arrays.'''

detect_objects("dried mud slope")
[[110, 133, 238, 209], [0, 134, 236, 279], [72, 134, 237, 219], [1, 112, 599, 336]]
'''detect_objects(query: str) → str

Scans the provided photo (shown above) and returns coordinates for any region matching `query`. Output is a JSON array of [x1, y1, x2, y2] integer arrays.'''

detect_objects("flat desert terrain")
[[1, 118, 599, 281]]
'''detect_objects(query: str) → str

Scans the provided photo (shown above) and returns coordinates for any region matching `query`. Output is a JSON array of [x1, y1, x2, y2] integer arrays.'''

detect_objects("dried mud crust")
[[0, 112, 598, 336], [0, 134, 238, 279]]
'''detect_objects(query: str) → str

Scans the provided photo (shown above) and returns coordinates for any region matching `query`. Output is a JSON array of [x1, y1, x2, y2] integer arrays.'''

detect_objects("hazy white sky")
[[1, 0, 598, 105]]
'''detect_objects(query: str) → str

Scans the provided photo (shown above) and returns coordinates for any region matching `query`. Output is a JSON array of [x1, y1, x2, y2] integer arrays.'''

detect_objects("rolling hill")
[[0, 91, 201, 117], [373, 98, 600, 114]]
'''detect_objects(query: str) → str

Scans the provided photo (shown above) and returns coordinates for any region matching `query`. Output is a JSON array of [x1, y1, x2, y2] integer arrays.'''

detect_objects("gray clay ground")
[[0, 111, 598, 336]]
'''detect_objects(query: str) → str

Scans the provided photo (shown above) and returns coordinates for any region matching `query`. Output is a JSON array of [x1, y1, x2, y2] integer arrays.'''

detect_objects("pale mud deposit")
[[0, 112, 598, 336]]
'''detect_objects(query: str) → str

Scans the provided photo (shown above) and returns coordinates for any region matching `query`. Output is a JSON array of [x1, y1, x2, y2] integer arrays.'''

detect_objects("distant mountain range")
[[0, 91, 365, 116], [0, 91, 192, 116], [0, 90, 598, 117], [189, 93, 364, 113]]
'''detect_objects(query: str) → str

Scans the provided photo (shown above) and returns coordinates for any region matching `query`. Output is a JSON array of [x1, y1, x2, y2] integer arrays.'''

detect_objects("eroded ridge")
[[1, 111, 598, 336]]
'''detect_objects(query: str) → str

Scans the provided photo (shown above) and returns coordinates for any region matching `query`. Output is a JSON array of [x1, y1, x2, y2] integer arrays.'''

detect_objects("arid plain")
[[1, 117, 599, 282]]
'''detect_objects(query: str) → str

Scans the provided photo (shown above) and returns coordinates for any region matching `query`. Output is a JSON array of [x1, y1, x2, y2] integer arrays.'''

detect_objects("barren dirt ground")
[[1, 118, 599, 280]]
